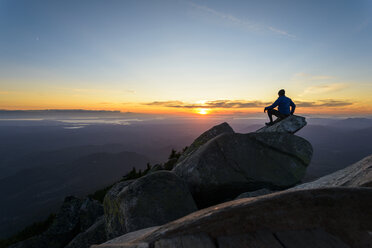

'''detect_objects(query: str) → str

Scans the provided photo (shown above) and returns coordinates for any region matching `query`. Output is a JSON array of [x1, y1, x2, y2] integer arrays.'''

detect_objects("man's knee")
[[268, 109, 278, 116]]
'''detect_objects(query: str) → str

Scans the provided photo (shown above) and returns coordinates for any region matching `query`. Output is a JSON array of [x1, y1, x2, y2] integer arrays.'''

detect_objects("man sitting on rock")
[[264, 89, 296, 126]]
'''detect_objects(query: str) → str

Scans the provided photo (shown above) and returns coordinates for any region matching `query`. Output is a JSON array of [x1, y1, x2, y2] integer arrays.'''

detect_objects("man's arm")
[[290, 100, 296, 115], [264, 99, 279, 112]]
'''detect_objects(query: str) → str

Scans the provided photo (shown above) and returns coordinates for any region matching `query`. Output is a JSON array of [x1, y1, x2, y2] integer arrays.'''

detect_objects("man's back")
[[276, 95, 293, 115], [268, 95, 295, 115]]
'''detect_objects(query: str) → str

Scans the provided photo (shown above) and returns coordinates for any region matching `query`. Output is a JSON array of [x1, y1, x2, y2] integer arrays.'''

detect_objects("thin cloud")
[[203, 100, 270, 108], [145, 101, 185, 106], [188, 1, 258, 30], [293, 72, 334, 81], [268, 26, 296, 39], [317, 100, 353, 107], [144, 100, 270, 109], [145, 99, 352, 109], [187, 1, 296, 38], [302, 83, 348, 94], [297, 100, 353, 108]]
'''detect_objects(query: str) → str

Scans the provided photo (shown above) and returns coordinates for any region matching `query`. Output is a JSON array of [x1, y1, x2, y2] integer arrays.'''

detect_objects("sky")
[[0, 0, 372, 116]]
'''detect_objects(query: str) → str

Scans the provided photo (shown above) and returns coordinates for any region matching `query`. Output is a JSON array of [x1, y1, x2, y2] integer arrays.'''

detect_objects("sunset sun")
[[197, 108, 210, 115]]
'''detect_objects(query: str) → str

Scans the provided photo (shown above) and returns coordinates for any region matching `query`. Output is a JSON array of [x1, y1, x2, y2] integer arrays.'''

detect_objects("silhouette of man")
[[264, 89, 296, 126]]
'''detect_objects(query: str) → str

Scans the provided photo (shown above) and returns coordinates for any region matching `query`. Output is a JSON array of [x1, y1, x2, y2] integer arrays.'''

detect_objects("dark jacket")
[[266, 95, 296, 115]]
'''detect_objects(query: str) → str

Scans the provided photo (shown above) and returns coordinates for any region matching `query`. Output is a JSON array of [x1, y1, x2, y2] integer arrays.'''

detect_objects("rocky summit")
[[93, 152, 372, 248], [173, 123, 312, 207], [256, 115, 307, 134], [177, 122, 234, 163]]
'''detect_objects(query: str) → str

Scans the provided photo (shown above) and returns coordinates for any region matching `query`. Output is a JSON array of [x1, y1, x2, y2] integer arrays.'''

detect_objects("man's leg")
[[273, 111, 290, 124], [267, 109, 286, 125], [267, 109, 274, 123]]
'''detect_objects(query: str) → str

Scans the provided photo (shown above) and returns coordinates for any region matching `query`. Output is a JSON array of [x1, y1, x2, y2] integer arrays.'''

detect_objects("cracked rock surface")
[[92, 187, 372, 248], [173, 131, 312, 207]]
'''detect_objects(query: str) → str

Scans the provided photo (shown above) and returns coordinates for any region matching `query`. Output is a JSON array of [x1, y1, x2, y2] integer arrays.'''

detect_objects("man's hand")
[[264, 107, 268, 113]]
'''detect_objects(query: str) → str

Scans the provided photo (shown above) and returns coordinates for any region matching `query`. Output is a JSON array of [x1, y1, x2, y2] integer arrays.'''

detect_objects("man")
[[264, 89, 296, 126]]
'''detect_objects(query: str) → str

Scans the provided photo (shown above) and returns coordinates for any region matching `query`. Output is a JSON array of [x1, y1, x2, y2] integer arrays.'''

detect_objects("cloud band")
[[144, 99, 353, 109]]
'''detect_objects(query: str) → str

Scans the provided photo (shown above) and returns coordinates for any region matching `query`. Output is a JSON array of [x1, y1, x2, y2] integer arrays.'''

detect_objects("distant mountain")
[[0, 109, 122, 114], [0, 109, 121, 117], [0, 149, 150, 238], [3, 143, 132, 174], [298, 124, 372, 181], [329, 117, 372, 130], [0, 123, 199, 172]]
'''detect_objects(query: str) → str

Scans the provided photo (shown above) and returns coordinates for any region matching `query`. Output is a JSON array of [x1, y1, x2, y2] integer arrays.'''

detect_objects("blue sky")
[[0, 0, 371, 114]]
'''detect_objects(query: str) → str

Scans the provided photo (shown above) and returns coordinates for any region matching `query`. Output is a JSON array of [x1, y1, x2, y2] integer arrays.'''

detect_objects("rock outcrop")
[[103, 180, 134, 239], [173, 131, 312, 207], [115, 171, 197, 234], [65, 217, 107, 248], [92, 187, 372, 248], [256, 115, 306, 134], [79, 198, 105, 231], [177, 122, 234, 163], [9, 196, 103, 248], [294, 154, 372, 189]]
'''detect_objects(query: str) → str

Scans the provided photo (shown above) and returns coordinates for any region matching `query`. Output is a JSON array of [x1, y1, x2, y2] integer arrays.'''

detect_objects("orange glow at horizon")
[[2, 104, 372, 116], [196, 108, 211, 115], [2, 95, 372, 116]]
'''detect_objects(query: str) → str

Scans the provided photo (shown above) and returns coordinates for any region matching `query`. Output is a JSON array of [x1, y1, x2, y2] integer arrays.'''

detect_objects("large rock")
[[65, 217, 107, 248], [46, 196, 102, 237], [294, 154, 372, 190], [256, 115, 306, 134], [103, 180, 134, 239], [92, 187, 372, 248], [177, 122, 234, 163], [79, 198, 104, 231], [173, 132, 313, 207], [116, 171, 197, 234]]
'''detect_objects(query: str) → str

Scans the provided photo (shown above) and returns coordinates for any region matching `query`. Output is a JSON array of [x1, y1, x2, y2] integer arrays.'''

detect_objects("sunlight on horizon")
[[196, 108, 211, 115]]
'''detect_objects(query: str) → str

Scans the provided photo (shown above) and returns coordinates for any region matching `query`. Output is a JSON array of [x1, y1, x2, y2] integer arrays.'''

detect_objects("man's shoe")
[[265, 122, 274, 126]]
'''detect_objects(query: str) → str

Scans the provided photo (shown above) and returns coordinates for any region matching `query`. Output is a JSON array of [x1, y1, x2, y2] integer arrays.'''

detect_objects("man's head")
[[278, 89, 285, 96]]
